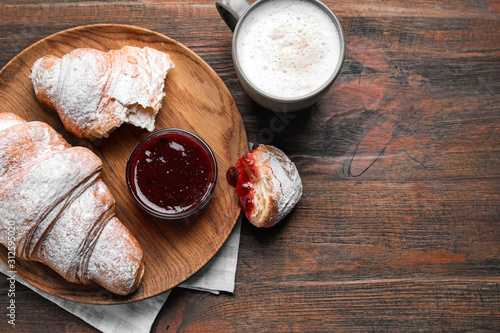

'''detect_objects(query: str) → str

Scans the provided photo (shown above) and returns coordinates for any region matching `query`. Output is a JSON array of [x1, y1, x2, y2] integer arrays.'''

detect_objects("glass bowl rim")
[[126, 128, 218, 220]]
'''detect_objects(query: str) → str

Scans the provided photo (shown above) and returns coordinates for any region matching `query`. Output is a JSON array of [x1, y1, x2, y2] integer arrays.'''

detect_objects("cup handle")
[[215, 0, 250, 32]]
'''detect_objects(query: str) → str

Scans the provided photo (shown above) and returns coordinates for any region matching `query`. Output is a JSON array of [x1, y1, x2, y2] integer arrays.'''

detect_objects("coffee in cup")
[[216, 0, 345, 111]]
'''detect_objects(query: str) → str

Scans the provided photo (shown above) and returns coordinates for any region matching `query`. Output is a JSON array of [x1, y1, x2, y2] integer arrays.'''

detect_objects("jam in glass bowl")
[[126, 128, 217, 219]]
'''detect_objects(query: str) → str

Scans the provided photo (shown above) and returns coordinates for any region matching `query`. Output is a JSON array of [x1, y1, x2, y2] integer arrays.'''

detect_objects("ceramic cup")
[[216, 0, 345, 112]]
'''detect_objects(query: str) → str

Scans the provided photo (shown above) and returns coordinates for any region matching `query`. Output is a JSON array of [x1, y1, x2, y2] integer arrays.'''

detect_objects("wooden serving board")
[[0, 24, 248, 304]]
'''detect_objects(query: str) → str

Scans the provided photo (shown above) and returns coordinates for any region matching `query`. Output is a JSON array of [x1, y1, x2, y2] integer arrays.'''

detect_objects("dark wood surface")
[[1, 0, 499, 332]]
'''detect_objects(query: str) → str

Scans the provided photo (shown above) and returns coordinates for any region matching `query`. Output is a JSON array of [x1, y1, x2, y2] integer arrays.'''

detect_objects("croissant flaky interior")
[[0, 112, 144, 295], [30, 46, 175, 140]]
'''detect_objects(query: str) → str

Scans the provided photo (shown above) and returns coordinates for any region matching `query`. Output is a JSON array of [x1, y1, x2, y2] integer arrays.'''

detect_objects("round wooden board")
[[0, 24, 248, 304]]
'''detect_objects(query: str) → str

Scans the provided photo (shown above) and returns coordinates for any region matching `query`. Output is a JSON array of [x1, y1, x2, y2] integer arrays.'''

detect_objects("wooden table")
[[1, 0, 499, 331]]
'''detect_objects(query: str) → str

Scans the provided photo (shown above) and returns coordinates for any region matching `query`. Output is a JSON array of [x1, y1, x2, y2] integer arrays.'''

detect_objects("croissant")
[[0, 113, 144, 295], [30, 46, 175, 140], [226, 144, 303, 228]]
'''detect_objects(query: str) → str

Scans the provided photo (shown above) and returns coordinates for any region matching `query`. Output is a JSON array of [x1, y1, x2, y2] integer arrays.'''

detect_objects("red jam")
[[127, 129, 217, 218], [226, 151, 257, 216], [226, 166, 240, 187]]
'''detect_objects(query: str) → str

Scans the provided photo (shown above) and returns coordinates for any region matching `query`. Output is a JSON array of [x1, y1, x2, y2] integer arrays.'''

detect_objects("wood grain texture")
[[0, 0, 499, 332], [0, 24, 248, 304]]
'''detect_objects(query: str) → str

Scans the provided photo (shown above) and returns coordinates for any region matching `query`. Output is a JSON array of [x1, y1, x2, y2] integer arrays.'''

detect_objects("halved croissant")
[[227, 144, 303, 228], [0, 113, 144, 295], [30, 46, 175, 140]]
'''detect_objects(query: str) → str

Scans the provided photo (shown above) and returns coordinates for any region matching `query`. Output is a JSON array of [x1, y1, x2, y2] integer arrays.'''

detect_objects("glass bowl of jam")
[[126, 128, 217, 219]]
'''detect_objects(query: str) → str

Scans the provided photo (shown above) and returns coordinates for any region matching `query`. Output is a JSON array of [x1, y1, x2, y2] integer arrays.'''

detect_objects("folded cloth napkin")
[[0, 216, 241, 333]]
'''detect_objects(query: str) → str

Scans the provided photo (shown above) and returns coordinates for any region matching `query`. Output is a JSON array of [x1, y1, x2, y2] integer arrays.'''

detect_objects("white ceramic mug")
[[216, 0, 345, 112]]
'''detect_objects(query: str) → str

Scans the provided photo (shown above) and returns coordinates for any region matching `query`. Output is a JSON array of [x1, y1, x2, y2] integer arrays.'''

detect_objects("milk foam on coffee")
[[236, 0, 341, 99]]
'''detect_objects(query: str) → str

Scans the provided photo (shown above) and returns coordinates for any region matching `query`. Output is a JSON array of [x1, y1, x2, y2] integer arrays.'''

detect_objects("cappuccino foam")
[[236, 0, 341, 99]]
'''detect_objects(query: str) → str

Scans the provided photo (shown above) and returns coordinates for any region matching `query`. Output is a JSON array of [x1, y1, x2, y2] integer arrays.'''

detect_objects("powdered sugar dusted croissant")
[[30, 46, 175, 140], [0, 113, 144, 295], [227, 144, 302, 228]]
